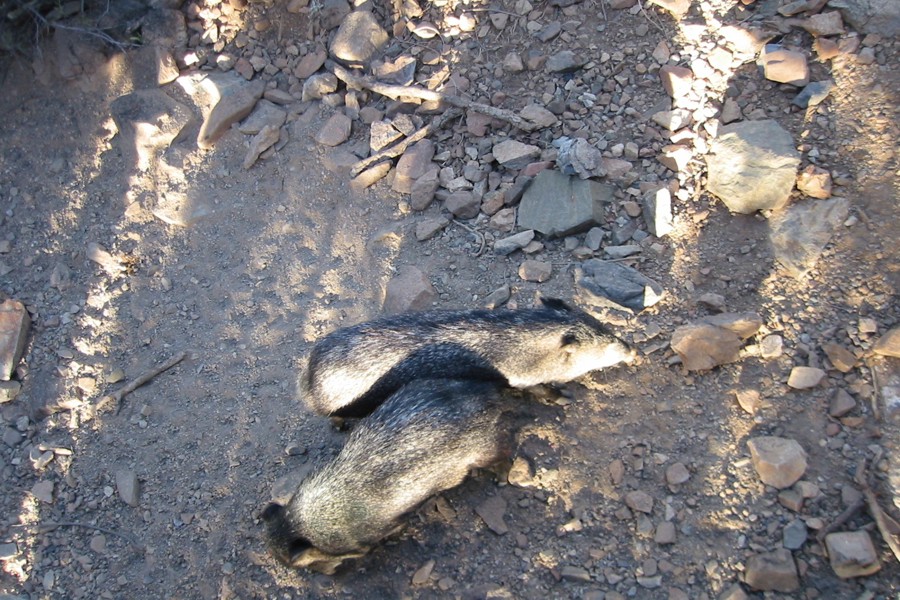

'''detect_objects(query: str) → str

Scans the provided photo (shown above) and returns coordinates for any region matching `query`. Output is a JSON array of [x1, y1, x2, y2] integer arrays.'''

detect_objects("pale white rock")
[[787, 366, 826, 389], [825, 531, 881, 578], [747, 436, 807, 489]]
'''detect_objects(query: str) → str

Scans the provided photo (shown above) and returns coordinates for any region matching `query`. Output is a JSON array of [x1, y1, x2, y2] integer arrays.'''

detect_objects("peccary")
[[262, 379, 520, 574], [299, 297, 635, 418]]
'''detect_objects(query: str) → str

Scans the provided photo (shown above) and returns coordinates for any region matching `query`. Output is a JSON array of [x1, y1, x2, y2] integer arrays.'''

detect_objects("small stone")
[[822, 342, 856, 372], [787, 366, 826, 389], [778, 489, 804, 512], [412, 559, 435, 585], [494, 230, 535, 256], [814, 37, 840, 60], [518, 260, 552, 282], [493, 140, 541, 169], [90, 534, 107, 553], [410, 168, 440, 211], [797, 165, 832, 199], [825, 531, 881, 578], [0, 381, 21, 403], [759, 45, 809, 86], [802, 11, 845, 36], [665, 462, 690, 485], [32, 480, 54, 504], [642, 188, 673, 237], [624, 490, 653, 514], [197, 78, 265, 149], [293, 48, 327, 78], [489, 208, 516, 232], [718, 583, 749, 600], [747, 436, 807, 489], [545, 50, 586, 72], [609, 459, 625, 485], [733, 389, 761, 415], [858, 318, 878, 334], [520, 105, 558, 129], [393, 140, 435, 194], [483, 285, 511, 309], [828, 389, 856, 417], [503, 52, 525, 72], [655, 521, 676, 544], [698, 293, 726, 312], [369, 120, 403, 152], [314, 113, 352, 147], [444, 191, 479, 219], [0, 299, 31, 381], [507, 456, 535, 487], [744, 549, 799, 592], [244, 124, 281, 169], [383, 267, 437, 313], [649, 0, 690, 18], [721, 97, 742, 124], [302, 72, 338, 101], [782, 519, 807, 550], [116, 469, 140, 507], [350, 162, 392, 192], [795, 480, 820, 499], [2, 427, 23, 447], [415, 217, 450, 241], [760, 334, 783, 358], [560, 566, 591, 582], [659, 65, 693, 99], [330, 11, 388, 63], [475, 495, 508, 535], [670, 323, 742, 371], [873, 326, 900, 357], [238, 100, 287, 135], [0, 542, 18, 560]]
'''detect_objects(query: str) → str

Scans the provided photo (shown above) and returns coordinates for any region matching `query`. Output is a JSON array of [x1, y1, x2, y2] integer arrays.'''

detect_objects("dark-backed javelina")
[[262, 379, 520, 574], [299, 297, 635, 418]]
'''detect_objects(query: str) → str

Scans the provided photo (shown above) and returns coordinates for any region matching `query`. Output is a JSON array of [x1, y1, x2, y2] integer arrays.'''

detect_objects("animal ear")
[[561, 331, 579, 348], [540, 297, 572, 312], [261, 502, 284, 521]]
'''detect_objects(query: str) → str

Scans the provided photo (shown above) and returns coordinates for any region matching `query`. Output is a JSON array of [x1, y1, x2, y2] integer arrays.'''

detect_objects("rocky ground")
[[0, 0, 899, 598]]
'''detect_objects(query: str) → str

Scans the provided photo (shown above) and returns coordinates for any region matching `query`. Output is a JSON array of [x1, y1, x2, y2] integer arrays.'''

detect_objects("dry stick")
[[38, 521, 144, 550], [452, 219, 486, 257], [95, 351, 188, 414], [855, 449, 900, 564], [816, 498, 865, 543], [866, 356, 883, 421], [328, 61, 537, 133], [350, 109, 462, 177]]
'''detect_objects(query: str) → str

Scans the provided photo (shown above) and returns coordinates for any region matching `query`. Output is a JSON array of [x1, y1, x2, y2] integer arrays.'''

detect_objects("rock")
[[584, 227, 606, 251], [802, 11, 845, 36], [670, 324, 742, 371], [238, 100, 287, 135], [0, 542, 18, 560], [788, 367, 825, 390], [604, 245, 641, 259], [490, 208, 516, 233], [698, 292, 726, 312], [793, 80, 834, 111], [518, 260, 552, 282], [554, 137, 605, 179], [412, 559, 435, 585], [294, 48, 328, 78], [193, 76, 266, 150], [349, 162, 392, 192], [493, 140, 541, 169], [760, 334, 784, 358], [718, 584, 748, 600], [651, 109, 692, 132], [744, 549, 799, 592], [822, 342, 856, 372], [560, 566, 591, 582], [502, 52, 525, 72], [825, 531, 881, 578], [475, 495, 508, 535], [445, 191, 479, 219], [699, 313, 762, 339], [89, 534, 107, 553], [734, 389, 761, 414], [782, 519, 808, 550], [832, 0, 900, 36], [747, 436, 807, 489], [601, 158, 633, 181], [410, 168, 440, 211], [665, 462, 690, 485], [778, 489, 805, 512], [721, 97, 742, 124], [373, 55, 416, 86], [545, 50, 586, 72], [797, 165, 832, 199], [302, 72, 338, 101], [507, 456, 535, 487], [383, 267, 437, 313], [393, 140, 435, 193], [518, 170, 614, 238], [330, 11, 388, 64], [415, 217, 450, 241], [314, 113, 352, 147], [31, 481, 54, 504], [649, 0, 691, 18], [0, 381, 21, 403], [657, 144, 692, 173], [771, 197, 850, 277], [643, 188, 673, 237], [369, 120, 403, 152], [706, 120, 800, 214], [576, 259, 664, 313], [659, 65, 693, 99], [116, 469, 140, 507], [829, 389, 856, 417], [494, 230, 535, 256], [483, 285, 511, 309], [535, 21, 562, 42], [520, 105, 558, 129], [624, 491, 653, 513], [0, 299, 30, 381], [2, 427, 23, 447], [655, 521, 676, 544], [243, 125, 281, 169], [758, 45, 809, 86], [874, 327, 900, 357], [110, 89, 194, 171]]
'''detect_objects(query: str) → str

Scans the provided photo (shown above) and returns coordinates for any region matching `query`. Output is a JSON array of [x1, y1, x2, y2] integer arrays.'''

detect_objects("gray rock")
[[302, 72, 338, 101], [494, 230, 535, 256], [830, 0, 900, 36], [116, 469, 140, 507], [518, 170, 614, 238], [410, 168, 440, 211], [373, 55, 416, 86], [383, 267, 437, 313], [109, 89, 194, 168], [699, 312, 762, 340], [393, 140, 435, 194], [793, 80, 834, 109], [483, 285, 511, 309], [349, 162, 392, 192], [238, 100, 287, 135], [535, 21, 562, 42], [0, 380, 21, 403], [2, 427, 23, 447], [319, 0, 352, 31], [31, 480, 54, 504], [0, 542, 18, 560], [314, 113, 352, 147], [560, 566, 591, 582], [546, 50, 586, 72], [584, 227, 606, 250], [475, 495, 508, 535], [829, 389, 856, 417], [758, 45, 809, 86], [188, 75, 265, 150], [770, 197, 850, 277], [651, 109, 692, 131], [493, 140, 541, 169], [624, 490, 653, 513], [244, 125, 281, 169], [825, 530, 882, 578], [782, 519, 807, 550], [744, 549, 799, 592], [655, 521, 676, 544], [643, 188, 674, 237], [706, 120, 800, 214], [444, 191, 479, 219], [665, 462, 690, 485], [502, 52, 524, 72], [518, 260, 552, 282], [330, 11, 389, 64], [553, 137, 605, 179], [520, 105, 558, 129], [369, 120, 403, 152], [0, 299, 30, 381], [605, 245, 641, 259], [670, 323, 742, 371], [293, 48, 328, 78], [576, 259, 664, 313], [747, 436, 807, 489]]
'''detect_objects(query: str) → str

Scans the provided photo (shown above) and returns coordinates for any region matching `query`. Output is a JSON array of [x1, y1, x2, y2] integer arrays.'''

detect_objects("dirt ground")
[[0, 0, 898, 598]]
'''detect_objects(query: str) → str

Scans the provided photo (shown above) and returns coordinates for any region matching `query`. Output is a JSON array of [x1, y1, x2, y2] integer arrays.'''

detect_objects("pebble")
[[822, 342, 856, 372], [518, 260, 552, 283], [873, 326, 900, 357], [411, 559, 435, 585], [758, 45, 809, 86], [759, 334, 784, 358], [314, 113, 351, 147], [415, 217, 450, 241], [90, 534, 107, 553], [624, 490, 653, 513], [787, 366, 826, 389], [301, 72, 338, 101], [642, 188, 673, 237], [116, 469, 140, 507], [545, 50, 586, 72], [197, 78, 265, 150], [244, 124, 281, 168], [383, 267, 437, 313], [0, 299, 31, 381], [747, 436, 807, 489], [782, 519, 807, 550], [475, 495, 509, 535], [444, 191, 479, 219], [797, 165, 833, 199], [560, 566, 591, 582], [665, 462, 690, 485], [654, 521, 676, 544], [494, 230, 535, 256], [483, 285, 511, 309], [0, 380, 21, 403], [733, 389, 761, 415], [670, 323, 742, 371], [350, 161, 392, 192], [825, 531, 881, 578], [410, 169, 440, 211], [744, 548, 799, 592], [503, 52, 524, 72], [393, 140, 435, 194], [330, 11, 388, 63], [492, 140, 541, 169], [32, 480, 54, 503]]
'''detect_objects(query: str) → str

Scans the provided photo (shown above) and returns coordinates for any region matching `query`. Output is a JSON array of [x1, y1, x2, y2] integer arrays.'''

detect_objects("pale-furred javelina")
[[261, 379, 519, 574], [298, 297, 636, 418]]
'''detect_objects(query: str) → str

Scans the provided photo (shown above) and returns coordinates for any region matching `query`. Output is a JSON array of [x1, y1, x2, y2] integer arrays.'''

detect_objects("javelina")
[[299, 297, 635, 418], [262, 378, 520, 574]]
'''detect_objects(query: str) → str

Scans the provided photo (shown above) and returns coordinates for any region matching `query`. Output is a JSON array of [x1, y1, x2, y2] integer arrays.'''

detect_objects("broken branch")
[[854, 449, 900, 564], [95, 351, 188, 415]]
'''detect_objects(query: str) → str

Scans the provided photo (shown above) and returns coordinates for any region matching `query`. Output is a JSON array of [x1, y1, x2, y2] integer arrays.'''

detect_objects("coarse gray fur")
[[299, 297, 635, 418], [262, 379, 519, 574]]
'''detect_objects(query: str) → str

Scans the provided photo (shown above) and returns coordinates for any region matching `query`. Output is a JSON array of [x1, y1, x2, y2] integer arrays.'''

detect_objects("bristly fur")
[[299, 298, 634, 418], [263, 379, 519, 574]]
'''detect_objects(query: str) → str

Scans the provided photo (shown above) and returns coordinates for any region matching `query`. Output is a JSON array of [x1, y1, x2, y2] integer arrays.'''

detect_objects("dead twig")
[[816, 498, 865, 543], [866, 357, 882, 421], [452, 219, 486, 257], [854, 448, 900, 564], [95, 351, 188, 415], [37, 521, 144, 550], [350, 108, 462, 177], [327, 61, 537, 132]]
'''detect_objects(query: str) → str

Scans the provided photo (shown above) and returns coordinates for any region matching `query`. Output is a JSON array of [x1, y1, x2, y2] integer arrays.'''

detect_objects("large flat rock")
[[518, 170, 614, 238]]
